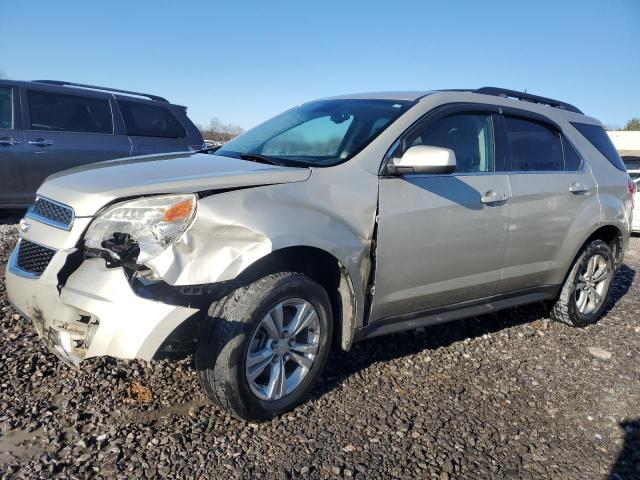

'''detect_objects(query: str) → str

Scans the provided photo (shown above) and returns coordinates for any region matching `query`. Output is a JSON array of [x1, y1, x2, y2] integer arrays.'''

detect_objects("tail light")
[[629, 178, 637, 208]]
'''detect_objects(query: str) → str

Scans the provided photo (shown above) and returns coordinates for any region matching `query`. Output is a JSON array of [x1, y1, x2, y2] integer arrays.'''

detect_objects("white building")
[[607, 131, 640, 161]]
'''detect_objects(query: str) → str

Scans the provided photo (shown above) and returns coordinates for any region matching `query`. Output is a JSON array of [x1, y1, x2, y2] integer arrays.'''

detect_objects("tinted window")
[[405, 113, 495, 173], [262, 114, 354, 157], [118, 100, 186, 138], [217, 99, 412, 167], [28, 90, 112, 134], [571, 122, 626, 171], [563, 139, 583, 171], [0, 87, 13, 129], [624, 158, 640, 181], [504, 116, 563, 171]]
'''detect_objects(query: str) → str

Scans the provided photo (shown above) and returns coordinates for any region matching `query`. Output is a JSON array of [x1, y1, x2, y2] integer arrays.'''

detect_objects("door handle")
[[480, 190, 508, 204], [569, 182, 589, 194], [0, 137, 21, 146], [28, 139, 54, 147]]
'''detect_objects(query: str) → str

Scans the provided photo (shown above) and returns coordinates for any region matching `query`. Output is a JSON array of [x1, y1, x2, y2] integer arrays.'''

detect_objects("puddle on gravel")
[[0, 427, 45, 464], [112, 398, 212, 424]]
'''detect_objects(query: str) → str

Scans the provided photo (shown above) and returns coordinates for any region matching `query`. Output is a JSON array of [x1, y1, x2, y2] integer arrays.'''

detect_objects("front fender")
[[145, 165, 379, 327]]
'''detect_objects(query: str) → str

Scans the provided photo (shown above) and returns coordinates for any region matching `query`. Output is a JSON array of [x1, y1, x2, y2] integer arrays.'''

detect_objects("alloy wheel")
[[575, 254, 611, 315], [245, 298, 320, 401]]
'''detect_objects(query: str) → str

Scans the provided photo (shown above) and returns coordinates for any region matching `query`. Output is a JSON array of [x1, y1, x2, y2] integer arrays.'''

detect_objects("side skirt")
[[353, 285, 560, 342]]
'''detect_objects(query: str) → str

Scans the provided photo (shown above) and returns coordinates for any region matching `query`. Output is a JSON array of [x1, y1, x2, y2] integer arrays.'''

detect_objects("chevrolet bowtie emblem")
[[19, 219, 31, 233]]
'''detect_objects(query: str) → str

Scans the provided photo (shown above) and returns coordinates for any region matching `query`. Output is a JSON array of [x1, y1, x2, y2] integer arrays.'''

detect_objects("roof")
[[321, 91, 432, 101]]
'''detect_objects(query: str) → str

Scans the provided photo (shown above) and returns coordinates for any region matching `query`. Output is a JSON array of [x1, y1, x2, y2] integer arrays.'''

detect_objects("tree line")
[[198, 117, 244, 142]]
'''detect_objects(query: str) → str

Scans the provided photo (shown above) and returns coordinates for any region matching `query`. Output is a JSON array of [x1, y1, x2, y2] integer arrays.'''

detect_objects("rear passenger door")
[[0, 83, 26, 205], [22, 88, 131, 199], [116, 99, 189, 155], [496, 113, 598, 293]]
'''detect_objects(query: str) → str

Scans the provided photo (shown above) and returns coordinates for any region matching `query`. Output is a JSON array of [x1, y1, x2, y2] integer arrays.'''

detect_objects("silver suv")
[[6, 87, 634, 420]]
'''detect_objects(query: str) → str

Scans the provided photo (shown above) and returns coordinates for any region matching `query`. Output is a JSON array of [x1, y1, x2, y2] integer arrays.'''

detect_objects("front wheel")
[[196, 272, 333, 420], [550, 239, 615, 327]]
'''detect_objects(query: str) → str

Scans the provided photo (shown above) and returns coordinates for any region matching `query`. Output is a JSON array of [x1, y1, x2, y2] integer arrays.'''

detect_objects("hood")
[[38, 152, 311, 217]]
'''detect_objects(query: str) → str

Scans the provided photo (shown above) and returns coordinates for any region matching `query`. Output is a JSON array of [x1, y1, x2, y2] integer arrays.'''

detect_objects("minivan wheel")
[[550, 239, 615, 327], [196, 272, 332, 421]]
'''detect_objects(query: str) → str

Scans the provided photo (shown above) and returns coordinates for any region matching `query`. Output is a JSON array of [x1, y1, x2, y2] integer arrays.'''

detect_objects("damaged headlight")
[[84, 194, 197, 264]]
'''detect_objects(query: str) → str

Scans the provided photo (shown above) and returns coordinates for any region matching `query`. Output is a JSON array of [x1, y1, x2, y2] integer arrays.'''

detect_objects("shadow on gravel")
[[0, 209, 25, 225], [605, 264, 635, 307], [609, 417, 640, 480], [313, 263, 636, 401]]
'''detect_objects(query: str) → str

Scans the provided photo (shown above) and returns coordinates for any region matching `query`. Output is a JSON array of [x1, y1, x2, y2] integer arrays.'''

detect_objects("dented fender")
[[146, 162, 380, 332]]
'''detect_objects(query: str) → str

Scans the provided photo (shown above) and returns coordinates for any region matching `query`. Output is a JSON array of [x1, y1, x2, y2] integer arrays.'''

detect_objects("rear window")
[[504, 116, 563, 171], [118, 100, 186, 138], [571, 122, 626, 171], [27, 90, 112, 134]]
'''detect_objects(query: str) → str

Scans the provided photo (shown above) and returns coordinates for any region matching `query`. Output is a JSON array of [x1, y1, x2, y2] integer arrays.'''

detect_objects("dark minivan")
[[0, 80, 204, 207]]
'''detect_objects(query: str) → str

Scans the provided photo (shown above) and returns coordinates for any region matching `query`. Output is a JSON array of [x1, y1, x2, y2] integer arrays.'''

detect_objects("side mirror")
[[387, 145, 456, 175]]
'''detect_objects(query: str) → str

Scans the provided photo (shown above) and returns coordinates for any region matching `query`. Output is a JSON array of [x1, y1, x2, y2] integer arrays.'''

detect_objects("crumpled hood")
[[37, 152, 311, 217]]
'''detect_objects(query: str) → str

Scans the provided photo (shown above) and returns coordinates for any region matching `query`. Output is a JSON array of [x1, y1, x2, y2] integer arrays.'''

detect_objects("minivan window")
[[405, 113, 495, 173], [563, 139, 583, 171], [217, 99, 413, 167], [504, 116, 563, 172], [571, 122, 626, 171], [0, 87, 13, 129], [118, 100, 186, 139], [28, 90, 112, 134], [624, 158, 640, 181]]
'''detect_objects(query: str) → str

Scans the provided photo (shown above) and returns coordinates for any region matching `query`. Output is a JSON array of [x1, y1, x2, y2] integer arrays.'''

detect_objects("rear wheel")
[[550, 239, 615, 327], [196, 272, 332, 420]]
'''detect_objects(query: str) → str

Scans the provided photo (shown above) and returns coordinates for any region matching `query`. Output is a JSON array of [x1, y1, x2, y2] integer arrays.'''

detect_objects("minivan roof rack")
[[31, 80, 169, 103], [474, 87, 583, 114]]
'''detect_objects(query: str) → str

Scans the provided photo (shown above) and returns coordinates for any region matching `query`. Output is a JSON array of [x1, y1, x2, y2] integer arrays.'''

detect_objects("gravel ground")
[[0, 213, 638, 479]]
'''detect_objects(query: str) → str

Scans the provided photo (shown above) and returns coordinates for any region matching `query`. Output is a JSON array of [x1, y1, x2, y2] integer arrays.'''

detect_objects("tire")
[[196, 272, 333, 421], [550, 239, 615, 327]]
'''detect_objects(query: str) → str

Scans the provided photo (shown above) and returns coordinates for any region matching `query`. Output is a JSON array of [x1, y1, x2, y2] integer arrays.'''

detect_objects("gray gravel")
[[0, 214, 638, 479]]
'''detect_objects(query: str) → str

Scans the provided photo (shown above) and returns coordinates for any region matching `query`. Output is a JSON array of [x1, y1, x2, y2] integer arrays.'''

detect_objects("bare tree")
[[199, 117, 244, 142], [0, 69, 5, 79]]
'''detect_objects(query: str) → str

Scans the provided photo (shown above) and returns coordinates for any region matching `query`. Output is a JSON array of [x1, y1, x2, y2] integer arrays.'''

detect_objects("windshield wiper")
[[239, 153, 286, 166]]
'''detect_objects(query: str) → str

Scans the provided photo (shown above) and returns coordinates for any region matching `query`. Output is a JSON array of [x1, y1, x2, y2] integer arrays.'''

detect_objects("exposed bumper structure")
[[6, 247, 197, 366]]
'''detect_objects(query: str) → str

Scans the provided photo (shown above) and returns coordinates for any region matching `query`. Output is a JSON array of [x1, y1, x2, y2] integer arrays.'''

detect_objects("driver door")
[[369, 107, 511, 322]]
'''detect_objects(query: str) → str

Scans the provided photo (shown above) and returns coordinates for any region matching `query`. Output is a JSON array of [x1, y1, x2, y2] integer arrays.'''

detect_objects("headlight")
[[84, 194, 197, 264]]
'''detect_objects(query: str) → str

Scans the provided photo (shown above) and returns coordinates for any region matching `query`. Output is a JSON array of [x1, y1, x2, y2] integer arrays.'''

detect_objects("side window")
[[0, 87, 14, 129], [624, 158, 640, 182], [571, 122, 626, 171], [563, 138, 583, 171], [261, 114, 354, 157], [503, 116, 563, 172], [27, 90, 112, 134], [118, 100, 186, 138], [405, 113, 495, 173]]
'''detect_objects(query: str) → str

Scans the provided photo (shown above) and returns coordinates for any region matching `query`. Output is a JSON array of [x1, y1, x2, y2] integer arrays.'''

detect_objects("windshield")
[[217, 99, 413, 167]]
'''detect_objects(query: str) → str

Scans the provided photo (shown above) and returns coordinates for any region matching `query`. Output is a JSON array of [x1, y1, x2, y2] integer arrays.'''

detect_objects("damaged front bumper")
[[6, 245, 198, 367]]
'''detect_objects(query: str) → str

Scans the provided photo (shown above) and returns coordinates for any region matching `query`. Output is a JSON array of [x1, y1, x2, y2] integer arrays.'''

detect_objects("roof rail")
[[474, 87, 583, 114], [31, 80, 169, 103]]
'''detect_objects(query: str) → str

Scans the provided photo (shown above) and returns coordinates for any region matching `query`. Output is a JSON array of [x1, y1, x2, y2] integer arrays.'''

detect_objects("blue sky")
[[1, 0, 638, 129]]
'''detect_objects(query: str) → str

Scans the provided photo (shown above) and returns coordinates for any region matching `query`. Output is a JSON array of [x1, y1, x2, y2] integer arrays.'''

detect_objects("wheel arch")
[[565, 224, 625, 281], [234, 245, 360, 351]]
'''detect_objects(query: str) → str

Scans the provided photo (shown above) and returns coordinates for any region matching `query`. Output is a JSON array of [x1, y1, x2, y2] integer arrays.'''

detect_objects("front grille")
[[28, 197, 74, 229], [15, 240, 56, 276]]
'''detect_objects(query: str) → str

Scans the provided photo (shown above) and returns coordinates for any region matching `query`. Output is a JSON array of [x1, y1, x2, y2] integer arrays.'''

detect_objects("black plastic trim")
[[354, 285, 560, 342], [474, 87, 583, 114]]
